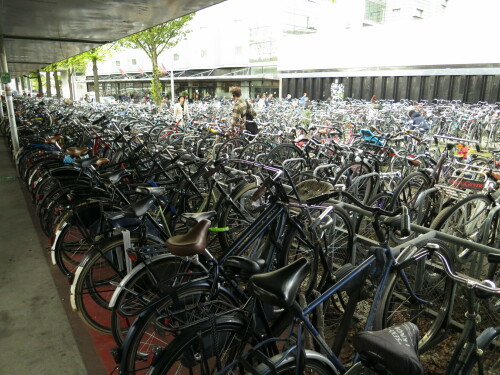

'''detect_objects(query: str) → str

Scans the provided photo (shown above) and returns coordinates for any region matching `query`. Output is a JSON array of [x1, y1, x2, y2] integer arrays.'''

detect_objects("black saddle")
[[101, 169, 131, 184], [122, 195, 155, 218], [73, 156, 99, 169], [180, 211, 217, 226], [223, 256, 266, 280], [249, 258, 310, 309], [353, 322, 423, 375]]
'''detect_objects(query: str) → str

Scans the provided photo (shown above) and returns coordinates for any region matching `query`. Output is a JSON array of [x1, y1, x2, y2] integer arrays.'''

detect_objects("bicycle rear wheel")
[[119, 283, 238, 375], [70, 234, 163, 333], [148, 316, 250, 375]]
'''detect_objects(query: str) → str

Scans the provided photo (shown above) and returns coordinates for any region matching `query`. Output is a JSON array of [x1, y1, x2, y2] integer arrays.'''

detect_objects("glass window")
[[365, 0, 386, 24], [115, 61, 121, 67], [131, 59, 137, 65], [174, 54, 180, 61], [201, 50, 208, 58]]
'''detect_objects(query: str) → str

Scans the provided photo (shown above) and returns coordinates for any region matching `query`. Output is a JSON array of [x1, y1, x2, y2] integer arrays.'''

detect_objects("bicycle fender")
[[476, 326, 500, 350], [108, 253, 178, 308]]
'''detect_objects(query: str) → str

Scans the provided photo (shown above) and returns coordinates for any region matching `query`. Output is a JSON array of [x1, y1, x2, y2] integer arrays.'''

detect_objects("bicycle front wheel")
[[375, 241, 454, 354]]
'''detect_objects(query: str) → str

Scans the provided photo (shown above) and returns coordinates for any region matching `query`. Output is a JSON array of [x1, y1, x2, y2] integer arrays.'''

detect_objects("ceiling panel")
[[1, 0, 224, 76]]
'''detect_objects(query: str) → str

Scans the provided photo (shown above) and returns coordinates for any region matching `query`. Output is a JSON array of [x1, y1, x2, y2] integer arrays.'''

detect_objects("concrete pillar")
[[60, 70, 70, 98], [27, 76, 32, 94], [0, 37, 20, 153], [0, 82, 5, 119]]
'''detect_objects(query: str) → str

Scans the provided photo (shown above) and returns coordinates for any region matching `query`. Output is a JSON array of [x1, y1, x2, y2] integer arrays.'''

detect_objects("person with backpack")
[[230, 86, 257, 134], [407, 108, 429, 132]]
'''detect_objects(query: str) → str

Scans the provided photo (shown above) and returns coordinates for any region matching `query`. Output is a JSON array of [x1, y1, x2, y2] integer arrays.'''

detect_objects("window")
[[235, 46, 243, 55], [392, 8, 400, 13], [365, 0, 386, 24], [201, 50, 208, 58], [173, 54, 179, 61], [115, 61, 120, 67], [131, 59, 137, 65], [413, 8, 424, 19]]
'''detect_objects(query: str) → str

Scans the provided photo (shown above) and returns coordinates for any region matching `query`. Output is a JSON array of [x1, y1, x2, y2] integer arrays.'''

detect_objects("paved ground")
[[0, 137, 107, 375]]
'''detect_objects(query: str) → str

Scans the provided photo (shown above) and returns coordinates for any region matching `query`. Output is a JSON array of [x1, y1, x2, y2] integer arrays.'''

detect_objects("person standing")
[[230, 86, 257, 134], [173, 95, 190, 125]]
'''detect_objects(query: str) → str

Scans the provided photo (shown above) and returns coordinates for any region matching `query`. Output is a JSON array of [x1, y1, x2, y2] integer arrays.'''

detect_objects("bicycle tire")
[[119, 283, 238, 375], [148, 316, 249, 375], [331, 161, 374, 204], [429, 194, 494, 265], [375, 240, 454, 354], [70, 234, 163, 333], [251, 350, 336, 375], [110, 254, 200, 345], [280, 205, 354, 294], [388, 171, 433, 242]]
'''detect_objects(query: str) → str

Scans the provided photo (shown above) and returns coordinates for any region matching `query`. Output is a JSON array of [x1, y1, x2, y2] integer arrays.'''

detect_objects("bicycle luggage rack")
[[438, 163, 495, 196]]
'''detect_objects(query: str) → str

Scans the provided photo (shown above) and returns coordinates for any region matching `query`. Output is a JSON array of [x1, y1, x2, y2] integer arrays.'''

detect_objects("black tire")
[[214, 137, 248, 160], [217, 181, 264, 252], [264, 143, 303, 165], [53, 200, 120, 279], [238, 141, 272, 163], [354, 191, 393, 259], [119, 284, 238, 375], [252, 352, 335, 374], [110, 254, 200, 345], [71, 234, 163, 333], [280, 205, 354, 294], [388, 171, 433, 242], [148, 316, 249, 375], [331, 162, 374, 204], [430, 194, 494, 266], [375, 241, 454, 354]]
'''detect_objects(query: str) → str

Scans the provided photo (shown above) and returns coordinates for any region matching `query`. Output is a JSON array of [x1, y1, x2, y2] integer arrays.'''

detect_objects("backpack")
[[244, 101, 259, 134]]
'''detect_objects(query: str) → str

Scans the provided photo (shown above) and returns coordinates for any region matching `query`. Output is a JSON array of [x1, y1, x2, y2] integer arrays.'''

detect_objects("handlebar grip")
[[400, 206, 411, 237]]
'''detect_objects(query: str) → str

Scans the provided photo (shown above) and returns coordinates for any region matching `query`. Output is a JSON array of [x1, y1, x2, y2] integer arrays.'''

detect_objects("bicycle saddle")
[[353, 322, 423, 375], [135, 186, 166, 196], [66, 146, 89, 157], [249, 258, 310, 309], [122, 195, 155, 218], [166, 219, 211, 256], [100, 169, 130, 184], [73, 156, 99, 169], [45, 135, 62, 144], [180, 211, 217, 226], [94, 157, 110, 167], [223, 256, 266, 280]]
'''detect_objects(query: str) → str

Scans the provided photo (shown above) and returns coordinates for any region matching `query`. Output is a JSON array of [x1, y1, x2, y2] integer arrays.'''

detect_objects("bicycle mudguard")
[[476, 326, 500, 349]]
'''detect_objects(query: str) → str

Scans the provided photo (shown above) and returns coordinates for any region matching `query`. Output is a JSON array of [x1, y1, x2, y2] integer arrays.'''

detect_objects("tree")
[[58, 54, 91, 100], [82, 45, 116, 103], [28, 70, 43, 96], [117, 14, 195, 110], [42, 64, 60, 98]]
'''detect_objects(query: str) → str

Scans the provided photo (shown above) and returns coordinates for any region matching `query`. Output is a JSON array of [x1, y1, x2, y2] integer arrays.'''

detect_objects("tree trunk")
[[150, 50, 162, 111], [45, 71, 52, 97], [36, 70, 43, 96], [67, 68, 74, 101], [92, 57, 100, 103], [54, 71, 62, 99]]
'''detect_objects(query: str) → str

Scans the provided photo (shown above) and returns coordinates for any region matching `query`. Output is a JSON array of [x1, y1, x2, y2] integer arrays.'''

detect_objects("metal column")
[[0, 37, 20, 153]]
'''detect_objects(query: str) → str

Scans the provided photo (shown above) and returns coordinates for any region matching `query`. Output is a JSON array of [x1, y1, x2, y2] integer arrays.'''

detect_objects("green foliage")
[[116, 14, 195, 60], [116, 14, 195, 110]]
